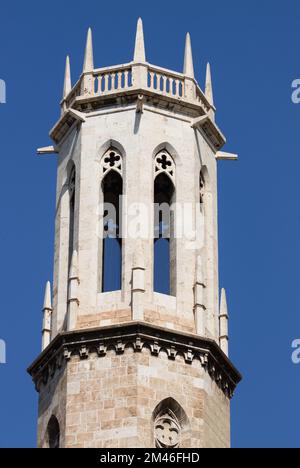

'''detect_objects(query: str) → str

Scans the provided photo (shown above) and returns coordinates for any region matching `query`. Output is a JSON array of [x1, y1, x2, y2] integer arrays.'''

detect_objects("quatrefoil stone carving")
[[101, 149, 122, 176], [155, 151, 175, 181], [154, 414, 181, 448]]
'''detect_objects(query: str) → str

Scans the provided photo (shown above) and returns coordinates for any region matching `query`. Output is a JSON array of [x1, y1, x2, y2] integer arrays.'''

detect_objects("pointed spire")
[[183, 33, 194, 78], [134, 18, 146, 63], [205, 62, 214, 106], [83, 28, 94, 72], [69, 250, 78, 279], [42, 282, 52, 351], [220, 288, 229, 356], [43, 281, 52, 311], [63, 56, 72, 99], [220, 288, 228, 318]]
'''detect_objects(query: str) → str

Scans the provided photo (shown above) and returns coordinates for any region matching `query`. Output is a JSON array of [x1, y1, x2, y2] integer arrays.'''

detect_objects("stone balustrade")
[[147, 64, 185, 98], [61, 62, 211, 112], [93, 64, 133, 95]]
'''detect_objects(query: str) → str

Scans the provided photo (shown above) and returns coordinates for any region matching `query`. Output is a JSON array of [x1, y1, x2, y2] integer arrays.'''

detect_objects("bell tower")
[[28, 19, 241, 449]]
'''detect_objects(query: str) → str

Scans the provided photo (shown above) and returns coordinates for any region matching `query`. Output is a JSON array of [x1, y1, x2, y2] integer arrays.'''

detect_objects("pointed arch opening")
[[154, 151, 176, 296], [46, 416, 60, 449], [100, 148, 123, 293], [152, 398, 189, 448]]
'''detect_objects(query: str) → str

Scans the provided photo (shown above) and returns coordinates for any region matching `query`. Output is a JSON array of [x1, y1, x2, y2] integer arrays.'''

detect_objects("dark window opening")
[[154, 173, 175, 296], [47, 416, 60, 449], [102, 170, 123, 292], [68, 167, 76, 272]]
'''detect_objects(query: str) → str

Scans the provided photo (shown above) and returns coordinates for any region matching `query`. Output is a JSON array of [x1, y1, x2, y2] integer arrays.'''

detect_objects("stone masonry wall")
[[37, 346, 230, 448], [76, 308, 195, 335], [37, 364, 68, 448]]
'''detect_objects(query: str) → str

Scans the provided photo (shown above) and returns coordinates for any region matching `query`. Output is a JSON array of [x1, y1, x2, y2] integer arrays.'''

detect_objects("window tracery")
[[101, 148, 122, 176], [155, 151, 175, 182]]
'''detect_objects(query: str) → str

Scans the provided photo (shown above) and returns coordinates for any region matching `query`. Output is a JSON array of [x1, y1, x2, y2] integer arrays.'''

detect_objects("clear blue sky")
[[0, 0, 300, 448]]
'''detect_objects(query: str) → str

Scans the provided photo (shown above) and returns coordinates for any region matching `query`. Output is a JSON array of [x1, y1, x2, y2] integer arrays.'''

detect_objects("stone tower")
[[28, 19, 241, 449]]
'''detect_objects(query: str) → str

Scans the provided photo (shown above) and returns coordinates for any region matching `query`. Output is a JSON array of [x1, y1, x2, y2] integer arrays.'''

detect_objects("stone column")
[[131, 241, 146, 321], [67, 250, 80, 331], [194, 256, 206, 336]]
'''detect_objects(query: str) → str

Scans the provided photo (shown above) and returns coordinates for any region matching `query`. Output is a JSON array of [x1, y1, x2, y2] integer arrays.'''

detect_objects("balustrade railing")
[[93, 65, 133, 95], [147, 65, 184, 98], [63, 62, 211, 113]]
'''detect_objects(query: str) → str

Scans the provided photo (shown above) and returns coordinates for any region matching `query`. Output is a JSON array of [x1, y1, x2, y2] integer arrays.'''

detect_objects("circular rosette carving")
[[154, 413, 181, 448]]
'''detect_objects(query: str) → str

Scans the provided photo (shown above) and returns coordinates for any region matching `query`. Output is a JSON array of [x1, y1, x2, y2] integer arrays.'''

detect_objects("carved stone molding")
[[50, 91, 224, 151], [28, 322, 241, 398]]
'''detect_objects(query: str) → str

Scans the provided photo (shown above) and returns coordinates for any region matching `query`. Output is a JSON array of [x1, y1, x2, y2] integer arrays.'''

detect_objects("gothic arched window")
[[47, 416, 60, 449], [154, 151, 176, 296], [153, 398, 189, 449], [68, 165, 76, 271], [101, 149, 123, 293]]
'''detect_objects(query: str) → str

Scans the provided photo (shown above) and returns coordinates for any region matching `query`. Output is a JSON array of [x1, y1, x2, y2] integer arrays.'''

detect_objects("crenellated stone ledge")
[[27, 322, 242, 399]]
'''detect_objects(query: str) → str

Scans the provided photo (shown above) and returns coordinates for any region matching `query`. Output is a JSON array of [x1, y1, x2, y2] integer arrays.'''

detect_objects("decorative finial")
[[63, 56, 72, 99], [220, 288, 228, 318], [43, 281, 52, 311], [83, 28, 94, 72], [183, 33, 195, 78], [134, 18, 146, 63], [42, 281, 52, 351], [220, 288, 229, 356], [205, 62, 214, 106]]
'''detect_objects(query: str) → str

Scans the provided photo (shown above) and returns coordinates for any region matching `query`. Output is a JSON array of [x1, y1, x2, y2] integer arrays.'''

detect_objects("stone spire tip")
[[220, 288, 228, 317], [63, 55, 72, 99], [183, 32, 195, 78], [205, 62, 214, 106], [134, 17, 146, 63], [43, 281, 52, 311], [83, 27, 94, 72]]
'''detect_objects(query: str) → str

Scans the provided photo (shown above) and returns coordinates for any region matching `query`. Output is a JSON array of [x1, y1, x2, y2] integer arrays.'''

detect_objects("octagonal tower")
[[28, 19, 241, 449]]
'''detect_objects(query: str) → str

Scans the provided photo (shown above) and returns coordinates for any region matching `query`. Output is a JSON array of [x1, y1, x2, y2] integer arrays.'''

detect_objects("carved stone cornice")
[[27, 322, 242, 398], [50, 91, 212, 145]]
